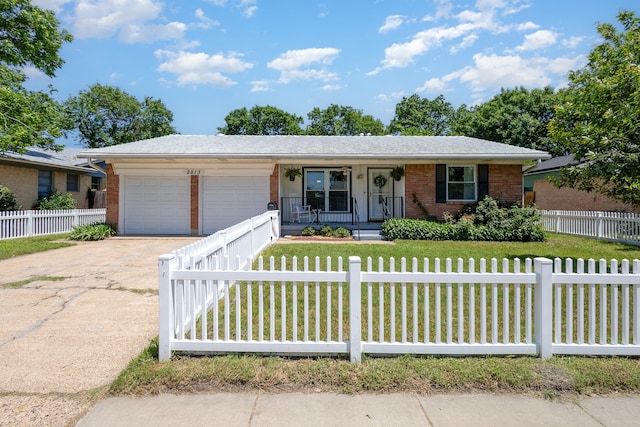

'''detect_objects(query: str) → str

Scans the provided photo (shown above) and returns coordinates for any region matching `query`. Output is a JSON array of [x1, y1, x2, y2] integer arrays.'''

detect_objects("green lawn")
[[0, 234, 73, 261], [111, 233, 640, 398]]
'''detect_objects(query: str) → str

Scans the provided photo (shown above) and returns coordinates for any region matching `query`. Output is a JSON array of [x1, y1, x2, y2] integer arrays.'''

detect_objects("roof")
[[524, 154, 576, 175], [77, 134, 550, 162], [0, 147, 99, 173]]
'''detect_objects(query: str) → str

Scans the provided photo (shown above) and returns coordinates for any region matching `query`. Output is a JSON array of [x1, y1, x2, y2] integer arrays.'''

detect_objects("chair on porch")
[[289, 200, 313, 223]]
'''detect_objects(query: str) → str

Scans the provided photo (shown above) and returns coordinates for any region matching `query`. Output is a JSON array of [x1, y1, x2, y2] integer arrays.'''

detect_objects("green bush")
[[332, 227, 351, 238], [70, 223, 117, 241], [382, 196, 545, 242], [34, 191, 77, 210], [301, 226, 317, 236], [320, 225, 334, 236], [0, 185, 21, 211]]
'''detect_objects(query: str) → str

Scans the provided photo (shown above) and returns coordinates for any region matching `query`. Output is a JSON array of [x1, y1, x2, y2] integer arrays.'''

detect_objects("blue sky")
[[28, 0, 639, 146]]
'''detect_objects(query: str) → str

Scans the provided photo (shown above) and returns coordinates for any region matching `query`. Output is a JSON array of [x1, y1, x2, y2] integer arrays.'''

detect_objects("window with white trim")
[[447, 166, 476, 201], [304, 168, 350, 212]]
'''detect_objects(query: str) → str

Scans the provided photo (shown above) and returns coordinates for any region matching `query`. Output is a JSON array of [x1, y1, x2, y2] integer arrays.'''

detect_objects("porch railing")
[[281, 196, 358, 225]]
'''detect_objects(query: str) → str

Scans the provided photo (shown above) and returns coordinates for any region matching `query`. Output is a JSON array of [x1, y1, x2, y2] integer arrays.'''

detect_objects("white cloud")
[[379, 15, 405, 34], [516, 30, 558, 51], [194, 8, 219, 29], [251, 80, 271, 92], [516, 21, 539, 31], [450, 34, 478, 53], [239, 0, 257, 18], [155, 50, 253, 87], [322, 84, 341, 91], [72, 0, 188, 43], [268, 48, 340, 83], [562, 36, 584, 49]]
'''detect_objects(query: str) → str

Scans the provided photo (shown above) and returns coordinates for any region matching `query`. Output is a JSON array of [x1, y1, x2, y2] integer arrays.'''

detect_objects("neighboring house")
[[77, 134, 549, 236], [523, 155, 639, 213], [0, 147, 106, 209]]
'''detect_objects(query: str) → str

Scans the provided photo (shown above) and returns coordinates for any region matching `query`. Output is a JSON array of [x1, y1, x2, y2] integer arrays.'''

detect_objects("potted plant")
[[284, 167, 302, 181], [390, 166, 404, 181]]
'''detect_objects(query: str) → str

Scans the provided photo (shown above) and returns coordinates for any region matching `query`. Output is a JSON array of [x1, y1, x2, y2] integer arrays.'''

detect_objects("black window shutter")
[[436, 164, 446, 203], [478, 164, 489, 200]]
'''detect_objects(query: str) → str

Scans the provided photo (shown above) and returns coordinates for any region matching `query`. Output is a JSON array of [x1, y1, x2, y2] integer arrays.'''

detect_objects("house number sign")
[[184, 170, 203, 175]]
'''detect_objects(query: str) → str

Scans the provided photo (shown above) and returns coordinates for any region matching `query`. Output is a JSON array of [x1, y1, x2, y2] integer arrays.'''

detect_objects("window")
[[447, 166, 476, 201], [304, 168, 350, 212], [91, 176, 102, 190], [67, 174, 79, 192], [38, 170, 52, 199]]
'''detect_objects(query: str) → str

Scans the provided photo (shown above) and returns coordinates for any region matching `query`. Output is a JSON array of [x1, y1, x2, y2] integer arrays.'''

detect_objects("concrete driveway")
[[0, 237, 199, 427]]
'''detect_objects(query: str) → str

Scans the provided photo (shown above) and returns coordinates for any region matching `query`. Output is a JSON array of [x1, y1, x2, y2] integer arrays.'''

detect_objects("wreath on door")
[[374, 174, 388, 189]]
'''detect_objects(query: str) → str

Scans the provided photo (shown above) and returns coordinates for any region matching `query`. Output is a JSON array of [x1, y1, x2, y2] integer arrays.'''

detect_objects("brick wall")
[[405, 163, 524, 219], [532, 180, 640, 213], [106, 164, 119, 229], [0, 164, 37, 208], [190, 176, 199, 235]]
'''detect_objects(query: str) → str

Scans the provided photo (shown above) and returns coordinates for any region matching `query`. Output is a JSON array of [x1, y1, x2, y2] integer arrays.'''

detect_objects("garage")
[[123, 176, 190, 235], [202, 176, 269, 234]]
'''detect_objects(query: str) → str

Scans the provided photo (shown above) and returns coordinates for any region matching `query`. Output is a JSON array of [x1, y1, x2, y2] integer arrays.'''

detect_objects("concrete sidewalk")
[[76, 392, 640, 426]]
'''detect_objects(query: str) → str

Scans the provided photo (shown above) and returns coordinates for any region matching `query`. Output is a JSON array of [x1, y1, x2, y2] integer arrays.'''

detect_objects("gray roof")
[[1, 147, 97, 173], [524, 154, 576, 175], [77, 135, 550, 162]]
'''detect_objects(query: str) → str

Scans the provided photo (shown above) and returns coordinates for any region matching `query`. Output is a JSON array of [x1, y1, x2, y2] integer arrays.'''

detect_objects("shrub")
[[34, 191, 77, 210], [0, 185, 21, 211], [70, 223, 117, 241], [382, 196, 545, 242], [332, 227, 351, 238], [320, 225, 334, 236], [301, 226, 317, 236]]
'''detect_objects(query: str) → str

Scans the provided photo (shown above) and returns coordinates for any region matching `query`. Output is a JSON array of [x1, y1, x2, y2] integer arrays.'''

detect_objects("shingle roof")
[[524, 154, 576, 174], [1, 147, 96, 172], [77, 134, 550, 162]]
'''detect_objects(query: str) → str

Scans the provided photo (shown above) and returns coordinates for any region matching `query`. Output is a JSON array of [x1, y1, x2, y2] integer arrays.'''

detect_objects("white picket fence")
[[159, 227, 640, 361], [540, 210, 640, 246], [0, 209, 107, 240]]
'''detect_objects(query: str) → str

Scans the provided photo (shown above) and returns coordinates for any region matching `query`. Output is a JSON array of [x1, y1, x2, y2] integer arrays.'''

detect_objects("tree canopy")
[[0, 0, 73, 153], [218, 105, 303, 135], [306, 104, 385, 135], [387, 94, 456, 136], [64, 84, 176, 148], [456, 86, 560, 154], [549, 10, 640, 206]]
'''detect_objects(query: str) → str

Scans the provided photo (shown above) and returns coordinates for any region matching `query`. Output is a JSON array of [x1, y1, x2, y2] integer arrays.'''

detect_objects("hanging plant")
[[284, 167, 302, 181], [390, 166, 405, 181], [374, 174, 387, 188]]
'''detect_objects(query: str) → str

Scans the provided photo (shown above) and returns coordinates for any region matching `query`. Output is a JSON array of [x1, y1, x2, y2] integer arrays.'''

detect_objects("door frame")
[[367, 167, 394, 222]]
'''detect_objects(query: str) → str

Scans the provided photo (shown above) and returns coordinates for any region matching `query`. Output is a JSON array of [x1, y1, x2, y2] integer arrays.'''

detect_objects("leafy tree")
[[387, 94, 455, 136], [34, 190, 76, 210], [456, 86, 560, 153], [0, 0, 73, 153], [218, 105, 303, 135], [0, 184, 20, 211], [549, 10, 640, 206], [306, 104, 385, 135], [65, 84, 177, 148]]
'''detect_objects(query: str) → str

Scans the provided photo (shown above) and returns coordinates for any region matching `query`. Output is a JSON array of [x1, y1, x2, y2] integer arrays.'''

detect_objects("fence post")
[[349, 256, 362, 363], [73, 209, 80, 228], [158, 254, 175, 361], [534, 257, 553, 359], [27, 210, 34, 237], [597, 212, 603, 239]]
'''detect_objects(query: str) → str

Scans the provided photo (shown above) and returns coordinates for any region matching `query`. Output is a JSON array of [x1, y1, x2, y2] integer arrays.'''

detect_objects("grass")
[[111, 233, 640, 398], [0, 233, 73, 260], [2, 275, 66, 289]]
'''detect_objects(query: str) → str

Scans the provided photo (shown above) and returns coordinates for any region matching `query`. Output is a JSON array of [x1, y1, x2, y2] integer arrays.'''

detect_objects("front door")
[[368, 168, 392, 221]]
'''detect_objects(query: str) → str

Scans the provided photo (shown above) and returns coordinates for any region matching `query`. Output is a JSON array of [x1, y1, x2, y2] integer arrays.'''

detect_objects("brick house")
[[0, 148, 106, 209], [78, 135, 549, 235]]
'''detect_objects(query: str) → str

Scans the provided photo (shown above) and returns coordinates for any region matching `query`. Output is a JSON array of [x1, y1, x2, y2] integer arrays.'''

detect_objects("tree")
[[549, 10, 640, 206], [218, 105, 303, 135], [306, 104, 385, 135], [65, 84, 177, 148], [0, 0, 73, 153], [387, 94, 455, 135], [456, 87, 560, 153]]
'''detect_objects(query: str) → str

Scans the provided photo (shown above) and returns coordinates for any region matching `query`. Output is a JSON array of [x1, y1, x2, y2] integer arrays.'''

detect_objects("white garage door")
[[124, 176, 190, 235], [202, 176, 269, 234]]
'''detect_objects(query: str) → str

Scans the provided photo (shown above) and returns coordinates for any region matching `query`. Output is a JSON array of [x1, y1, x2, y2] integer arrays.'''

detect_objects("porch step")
[[353, 229, 385, 241]]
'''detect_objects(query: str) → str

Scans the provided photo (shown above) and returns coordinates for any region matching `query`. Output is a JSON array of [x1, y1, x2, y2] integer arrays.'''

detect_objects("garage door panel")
[[202, 177, 268, 234], [124, 177, 190, 235]]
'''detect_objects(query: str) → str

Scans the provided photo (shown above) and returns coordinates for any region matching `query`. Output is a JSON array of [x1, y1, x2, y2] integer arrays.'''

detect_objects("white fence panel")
[[540, 210, 640, 246], [0, 209, 106, 240]]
